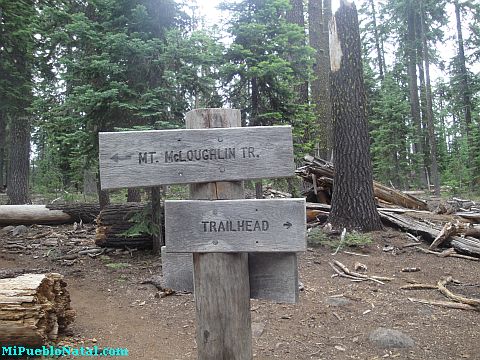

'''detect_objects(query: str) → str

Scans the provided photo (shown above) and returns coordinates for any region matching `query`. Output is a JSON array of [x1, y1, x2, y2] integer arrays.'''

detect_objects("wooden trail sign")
[[165, 199, 306, 253], [99, 126, 294, 189]]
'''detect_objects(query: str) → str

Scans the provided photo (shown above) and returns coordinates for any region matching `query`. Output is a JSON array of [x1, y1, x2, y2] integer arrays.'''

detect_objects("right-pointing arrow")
[[283, 221, 292, 229]]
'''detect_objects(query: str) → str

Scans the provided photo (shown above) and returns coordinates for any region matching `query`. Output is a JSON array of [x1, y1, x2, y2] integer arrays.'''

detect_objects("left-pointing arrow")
[[110, 154, 132, 162]]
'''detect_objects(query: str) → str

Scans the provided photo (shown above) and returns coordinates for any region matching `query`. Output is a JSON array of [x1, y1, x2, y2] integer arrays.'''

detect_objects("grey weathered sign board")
[[161, 247, 299, 303], [99, 126, 294, 189], [165, 199, 306, 253]]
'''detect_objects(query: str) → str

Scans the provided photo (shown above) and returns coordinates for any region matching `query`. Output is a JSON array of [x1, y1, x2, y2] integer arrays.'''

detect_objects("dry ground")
[[0, 225, 479, 360]]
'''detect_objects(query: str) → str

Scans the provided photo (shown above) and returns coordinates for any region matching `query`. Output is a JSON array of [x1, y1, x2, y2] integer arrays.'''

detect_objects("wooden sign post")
[[99, 108, 306, 360], [186, 109, 252, 360]]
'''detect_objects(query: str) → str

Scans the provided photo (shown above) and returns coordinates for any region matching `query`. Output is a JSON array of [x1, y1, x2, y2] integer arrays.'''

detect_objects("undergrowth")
[[307, 228, 373, 250]]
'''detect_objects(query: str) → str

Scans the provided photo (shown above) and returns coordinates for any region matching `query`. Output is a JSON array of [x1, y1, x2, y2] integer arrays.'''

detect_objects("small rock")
[[12, 225, 28, 236], [369, 327, 415, 349], [334, 345, 346, 351], [326, 296, 351, 307], [354, 262, 367, 272], [252, 322, 265, 338], [298, 282, 305, 291], [1, 226, 15, 233]]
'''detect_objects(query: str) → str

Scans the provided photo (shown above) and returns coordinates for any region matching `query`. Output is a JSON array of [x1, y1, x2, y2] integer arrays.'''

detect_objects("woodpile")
[[95, 203, 155, 249], [301, 155, 480, 258], [0, 272, 75, 346], [296, 155, 428, 210]]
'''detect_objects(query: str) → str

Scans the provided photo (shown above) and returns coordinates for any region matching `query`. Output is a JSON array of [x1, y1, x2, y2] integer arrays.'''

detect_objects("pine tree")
[[328, 0, 382, 232]]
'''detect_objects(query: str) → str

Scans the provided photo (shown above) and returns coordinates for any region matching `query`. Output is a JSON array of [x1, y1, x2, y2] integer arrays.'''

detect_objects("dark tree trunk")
[[406, 4, 427, 187], [369, 0, 385, 80], [327, 0, 382, 232], [151, 186, 164, 254], [309, 0, 333, 160], [0, 111, 6, 188], [251, 77, 259, 125], [127, 188, 141, 202], [96, 179, 110, 210], [286, 0, 308, 103], [454, 0, 473, 173], [7, 117, 31, 204], [420, 1, 440, 195]]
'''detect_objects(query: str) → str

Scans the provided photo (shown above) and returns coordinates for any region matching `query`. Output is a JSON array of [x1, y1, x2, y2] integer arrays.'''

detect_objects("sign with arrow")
[[98, 126, 294, 189], [164, 198, 306, 253]]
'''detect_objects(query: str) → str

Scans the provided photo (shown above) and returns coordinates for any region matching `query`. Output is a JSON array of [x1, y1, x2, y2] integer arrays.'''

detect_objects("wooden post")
[[151, 186, 164, 254], [186, 108, 252, 360]]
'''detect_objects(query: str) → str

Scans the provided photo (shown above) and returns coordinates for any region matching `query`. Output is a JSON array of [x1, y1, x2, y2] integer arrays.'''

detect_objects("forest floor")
[[0, 224, 479, 360]]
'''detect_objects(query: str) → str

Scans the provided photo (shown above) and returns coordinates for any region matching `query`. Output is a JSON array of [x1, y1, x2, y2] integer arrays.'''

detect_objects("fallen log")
[[378, 211, 480, 256], [0, 204, 99, 225], [0, 273, 75, 346], [95, 203, 155, 249]]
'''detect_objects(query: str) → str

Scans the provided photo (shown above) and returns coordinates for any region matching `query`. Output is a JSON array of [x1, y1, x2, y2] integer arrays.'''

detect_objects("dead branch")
[[408, 297, 478, 311]]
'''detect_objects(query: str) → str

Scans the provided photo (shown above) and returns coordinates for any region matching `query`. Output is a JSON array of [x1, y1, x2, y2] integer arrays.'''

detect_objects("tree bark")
[[7, 116, 31, 204], [286, 0, 309, 103], [454, 0, 473, 172], [327, 0, 382, 231], [0, 111, 6, 189], [420, 0, 440, 195], [406, 4, 427, 187], [127, 188, 141, 202], [369, 0, 385, 80], [0, 204, 100, 225], [95, 203, 154, 249], [151, 186, 164, 254], [309, 0, 333, 160]]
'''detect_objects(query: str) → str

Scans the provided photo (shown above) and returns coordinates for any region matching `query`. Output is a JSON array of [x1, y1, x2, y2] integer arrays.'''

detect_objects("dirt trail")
[[1, 228, 479, 359]]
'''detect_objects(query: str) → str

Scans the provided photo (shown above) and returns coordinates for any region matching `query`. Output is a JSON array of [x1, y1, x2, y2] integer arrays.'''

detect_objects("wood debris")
[[401, 276, 479, 311], [300, 155, 480, 259], [0, 273, 76, 346], [329, 260, 393, 284]]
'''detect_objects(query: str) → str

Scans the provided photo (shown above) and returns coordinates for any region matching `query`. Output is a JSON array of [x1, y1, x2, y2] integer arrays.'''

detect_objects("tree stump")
[[0, 273, 75, 346]]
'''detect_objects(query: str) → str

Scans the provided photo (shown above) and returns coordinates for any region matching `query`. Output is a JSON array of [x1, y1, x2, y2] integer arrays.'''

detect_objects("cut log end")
[[0, 273, 75, 347]]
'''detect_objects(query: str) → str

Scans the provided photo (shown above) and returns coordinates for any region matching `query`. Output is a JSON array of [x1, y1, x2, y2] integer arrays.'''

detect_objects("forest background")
[[0, 0, 479, 205]]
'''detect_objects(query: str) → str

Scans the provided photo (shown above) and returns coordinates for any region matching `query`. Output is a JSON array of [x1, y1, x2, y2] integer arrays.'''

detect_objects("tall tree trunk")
[[309, 0, 332, 160], [368, 0, 385, 80], [7, 117, 31, 204], [328, 0, 382, 232], [286, 0, 308, 103], [0, 111, 6, 188], [127, 188, 141, 202], [420, 0, 440, 195], [454, 0, 473, 172], [406, 4, 427, 187]]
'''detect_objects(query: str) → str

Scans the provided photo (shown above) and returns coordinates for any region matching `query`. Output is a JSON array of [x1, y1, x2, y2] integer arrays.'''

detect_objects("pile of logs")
[[95, 203, 154, 249], [300, 155, 480, 258], [0, 272, 75, 346], [296, 155, 428, 210]]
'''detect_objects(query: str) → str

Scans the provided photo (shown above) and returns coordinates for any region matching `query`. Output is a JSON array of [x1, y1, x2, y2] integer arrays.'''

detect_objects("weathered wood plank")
[[161, 247, 299, 303], [99, 126, 294, 189], [165, 198, 306, 253], [249, 253, 298, 303], [161, 246, 193, 292]]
